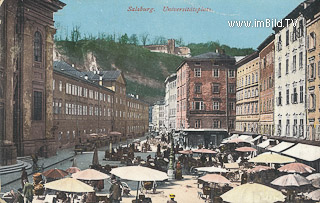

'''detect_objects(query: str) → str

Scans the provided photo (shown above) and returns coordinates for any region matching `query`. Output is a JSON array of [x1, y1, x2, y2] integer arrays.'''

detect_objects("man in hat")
[[167, 194, 177, 203], [109, 179, 122, 203]]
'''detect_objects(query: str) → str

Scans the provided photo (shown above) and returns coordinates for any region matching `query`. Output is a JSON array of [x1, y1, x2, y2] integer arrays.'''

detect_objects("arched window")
[[34, 31, 42, 62]]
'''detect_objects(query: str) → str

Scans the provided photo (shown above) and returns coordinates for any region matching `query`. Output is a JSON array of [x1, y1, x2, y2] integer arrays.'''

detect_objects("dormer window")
[[34, 31, 42, 62]]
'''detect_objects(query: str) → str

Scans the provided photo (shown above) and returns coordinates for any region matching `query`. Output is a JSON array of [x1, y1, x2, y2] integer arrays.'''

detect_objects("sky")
[[54, 0, 303, 49]]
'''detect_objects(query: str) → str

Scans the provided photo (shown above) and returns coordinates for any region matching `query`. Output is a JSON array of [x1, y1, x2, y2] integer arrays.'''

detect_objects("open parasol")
[[193, 148, 217, 154], [110, 166, 168, 201], [199, 174, 231, 184], [278, 163, 315, 174], [307, 189, 320, 201], [235, 147, 257, 152], [178, 150, 193, 155], [271, 174, 311, 187], [196, 166, 228, 173], [307, 173, 320, 181], [248, 152, 295, 164], [44, 177, 94, 193], [72, 169, 110, 181], [247, 165, 272, 173], [312, 178, 320, 188], [220, 183, 285, 203], [43, 168, 68, 179]]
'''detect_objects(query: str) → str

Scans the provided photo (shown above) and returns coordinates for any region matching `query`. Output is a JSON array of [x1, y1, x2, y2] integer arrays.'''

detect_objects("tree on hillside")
[[129, 34, 139, 45], [120, 33, 129, 44], [175, 37, 184, 46], [153, 36, 167, 45], [140, 33, 149, 46], [70, 25, 81, 42]]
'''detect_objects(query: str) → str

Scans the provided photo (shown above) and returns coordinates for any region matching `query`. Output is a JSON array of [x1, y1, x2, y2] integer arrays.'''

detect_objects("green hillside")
[[55, 38, 254, 104]]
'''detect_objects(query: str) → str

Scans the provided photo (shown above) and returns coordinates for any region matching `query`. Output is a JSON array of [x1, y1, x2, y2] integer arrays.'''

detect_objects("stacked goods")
[[33, 173, 44, 195]]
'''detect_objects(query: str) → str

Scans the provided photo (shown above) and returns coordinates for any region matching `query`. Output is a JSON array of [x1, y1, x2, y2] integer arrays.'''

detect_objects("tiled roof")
[[191, 52, 234, 60]]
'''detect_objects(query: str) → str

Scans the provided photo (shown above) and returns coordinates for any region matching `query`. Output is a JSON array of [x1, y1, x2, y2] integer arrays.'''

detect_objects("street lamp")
[[167, 129, 175, 181]]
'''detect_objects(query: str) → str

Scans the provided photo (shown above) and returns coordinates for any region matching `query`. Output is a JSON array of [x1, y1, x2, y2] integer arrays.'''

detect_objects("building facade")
[[164, 74, 177, 131], [152, 101, 165, 132], [176, 52, 236, 131], [258, 35, 275, 136], [0, 0, 65, 165], [305, 1, 320, 141], [274, 3, 309, 139], [236, 52, 260, 133], [53, 61, 149, 148], [144, 39, 191, 58]]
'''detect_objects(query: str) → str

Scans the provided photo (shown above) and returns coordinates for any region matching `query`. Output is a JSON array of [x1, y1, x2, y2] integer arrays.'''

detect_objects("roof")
[[53, 61, 114, 94], [164, 73, 177, 84], [189, 52, 235, 60], [235, 51, 259, 67], [82, 70, 121, 81], [257, 34, 275, 51], [282, 143, 320, 162], [273, 0, 314, 33]]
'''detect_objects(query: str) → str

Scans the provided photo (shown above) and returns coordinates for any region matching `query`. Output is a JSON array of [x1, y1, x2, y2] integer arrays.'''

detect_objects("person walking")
[[23, 180, 34, 203], [21, 167, 28, 189], [109, 179, 122, 203], [167, 194, 177, 203]]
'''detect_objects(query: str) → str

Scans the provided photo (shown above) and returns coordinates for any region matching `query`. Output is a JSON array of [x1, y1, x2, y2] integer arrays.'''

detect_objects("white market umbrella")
[[72, 169, 110, 181], [307, 173, 320, 181], [221, 183, 285, 203], [271, 174, 311, 187], [110, 166, 168, 182], [110, 166, 168, 201], [307, 189, 320, 201], [44, 177, 94, 193]]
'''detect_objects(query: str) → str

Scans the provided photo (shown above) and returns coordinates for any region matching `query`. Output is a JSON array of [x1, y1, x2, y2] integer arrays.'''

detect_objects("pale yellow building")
[[236, 52, 260, 133], [306, 2, 320, 141]]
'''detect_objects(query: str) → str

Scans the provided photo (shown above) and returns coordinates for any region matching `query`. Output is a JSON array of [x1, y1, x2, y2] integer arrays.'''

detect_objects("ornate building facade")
[[0, 0, 65, 165]]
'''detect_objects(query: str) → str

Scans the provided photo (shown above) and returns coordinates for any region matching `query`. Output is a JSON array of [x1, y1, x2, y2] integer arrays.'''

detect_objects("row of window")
[[277, 119, 304, 137], [194, 119, 234, 129], [191, 101, 235, 111], [260, 98, 274, 113], [237, 72, 259, 88], [194, 83, 235, 94], [236, 88, 259, 101], [236, 102, 258, 115], [194, 68, 235, 78], [308, 61, 320, 80], [276, 19, 304, 51], [52, 101, 145, 119], [276, 86, 304, 106], [277, 52, 303, 77], [308, 91, 320, 111]]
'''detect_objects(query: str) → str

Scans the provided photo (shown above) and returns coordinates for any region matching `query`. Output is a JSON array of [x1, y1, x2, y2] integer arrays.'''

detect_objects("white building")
[[152, 101, 165, 132], [164, 74, 177, 131], [273, 2, 312, 139]]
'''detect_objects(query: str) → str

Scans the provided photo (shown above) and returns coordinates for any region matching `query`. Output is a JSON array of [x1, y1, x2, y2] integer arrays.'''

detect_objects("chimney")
[[136, 95, 139, 99], [84, 75, 88, 80], [215, 49, 219, 53], [72, 64, 75, 67]]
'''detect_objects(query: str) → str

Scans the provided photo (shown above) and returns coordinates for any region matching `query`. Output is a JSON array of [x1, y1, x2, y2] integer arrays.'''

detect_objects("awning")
[[238, 135, 253, 141], [282, 143, 320, 162], [250, 135, 261, 143], [257, 139, 274, 149], [269, 142, 295, 153], [221, 134, 239, 144]]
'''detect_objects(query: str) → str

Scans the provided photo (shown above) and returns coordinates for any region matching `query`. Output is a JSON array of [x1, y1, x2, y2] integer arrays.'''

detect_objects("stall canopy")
[[238, 135, 253, 142], [221, 134, 239, 144], [250, 135, 261, 143], [257, 139, 274, 149], [282, 143, 320, 162], [269, 141, 295, 153]]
